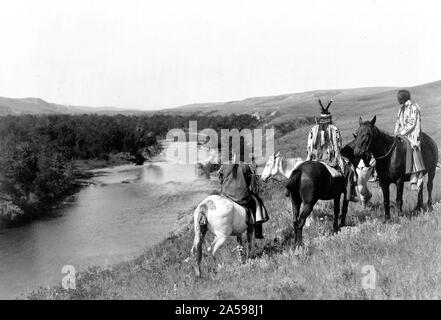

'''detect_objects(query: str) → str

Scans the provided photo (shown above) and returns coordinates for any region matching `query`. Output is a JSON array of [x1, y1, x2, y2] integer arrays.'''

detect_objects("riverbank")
[[0, 162, 217, 299], [0, 157, 132, 228], [28, 174, 441, 299]]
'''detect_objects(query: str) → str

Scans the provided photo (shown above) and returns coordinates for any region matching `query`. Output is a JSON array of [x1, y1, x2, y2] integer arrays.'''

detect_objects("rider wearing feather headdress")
[[306, 99, 358, 202]]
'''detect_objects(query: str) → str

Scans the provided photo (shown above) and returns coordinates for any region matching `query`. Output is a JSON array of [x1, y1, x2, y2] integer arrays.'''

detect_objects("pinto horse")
[[190, 195, 254, 277], [353, 115, 438, 219], [261, 148, 373, 205]]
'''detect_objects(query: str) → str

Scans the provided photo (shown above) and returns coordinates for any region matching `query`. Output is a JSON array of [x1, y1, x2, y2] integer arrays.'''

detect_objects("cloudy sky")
[[0, 0, 440, 109]]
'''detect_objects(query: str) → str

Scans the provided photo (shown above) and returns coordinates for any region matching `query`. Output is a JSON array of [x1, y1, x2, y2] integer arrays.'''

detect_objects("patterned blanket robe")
[[306, 123, 345, 173]]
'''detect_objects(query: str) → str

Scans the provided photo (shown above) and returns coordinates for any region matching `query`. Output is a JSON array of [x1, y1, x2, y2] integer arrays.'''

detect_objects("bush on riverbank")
[[0, 141, 79, 225], [0, 114, 163, 224], [0, 200, 25, 227]]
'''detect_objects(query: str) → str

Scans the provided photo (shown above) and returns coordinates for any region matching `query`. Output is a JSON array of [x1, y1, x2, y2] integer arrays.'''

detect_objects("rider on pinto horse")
[[218, 153, 269, 239], [306, 99, 358, 202]]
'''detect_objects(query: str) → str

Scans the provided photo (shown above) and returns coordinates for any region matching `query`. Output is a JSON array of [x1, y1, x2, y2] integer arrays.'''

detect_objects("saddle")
[[222, 194, 268, 225]]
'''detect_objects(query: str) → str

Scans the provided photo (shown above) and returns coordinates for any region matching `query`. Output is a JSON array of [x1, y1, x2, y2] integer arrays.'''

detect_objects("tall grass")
[[28, 171, 441, 300]]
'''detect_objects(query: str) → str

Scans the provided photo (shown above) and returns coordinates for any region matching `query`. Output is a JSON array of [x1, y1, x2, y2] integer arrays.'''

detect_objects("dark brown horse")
[[353, 116, 438, 219], [284, 141, 358, 247]]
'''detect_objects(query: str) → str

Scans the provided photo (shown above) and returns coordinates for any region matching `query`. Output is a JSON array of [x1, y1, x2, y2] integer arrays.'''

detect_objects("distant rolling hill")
[[162, 80, 441, 156], [0, 97, 147, 116]]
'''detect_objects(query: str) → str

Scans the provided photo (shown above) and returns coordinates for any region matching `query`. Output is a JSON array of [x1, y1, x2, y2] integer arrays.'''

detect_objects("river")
[[0, 160, 213, 299]]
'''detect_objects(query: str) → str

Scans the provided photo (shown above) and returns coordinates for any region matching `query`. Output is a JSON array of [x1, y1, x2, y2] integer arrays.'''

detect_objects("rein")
[[367, 126, 397, 161], [372, 138, 397, 160]]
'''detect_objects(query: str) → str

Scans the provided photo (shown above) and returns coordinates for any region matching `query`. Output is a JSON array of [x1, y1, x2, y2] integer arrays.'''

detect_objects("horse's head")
[[261, 152, 280, 182], [353, 115, 377, 166]]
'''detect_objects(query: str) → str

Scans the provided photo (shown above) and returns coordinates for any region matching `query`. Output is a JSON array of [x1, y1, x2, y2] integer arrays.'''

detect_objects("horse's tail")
[[190, 202, 208, 257], [422, 132, 439, 170], [285, 170, 302, 197]]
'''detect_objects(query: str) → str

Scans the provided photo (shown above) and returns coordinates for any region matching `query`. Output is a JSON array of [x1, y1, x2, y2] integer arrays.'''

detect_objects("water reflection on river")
[[0, 162, 210, 299]]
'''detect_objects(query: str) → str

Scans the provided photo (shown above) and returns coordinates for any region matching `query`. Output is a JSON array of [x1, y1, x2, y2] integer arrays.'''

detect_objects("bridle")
[[362, 125, 396, 161]]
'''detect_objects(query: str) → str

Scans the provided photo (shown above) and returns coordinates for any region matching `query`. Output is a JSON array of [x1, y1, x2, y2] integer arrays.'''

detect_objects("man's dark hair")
[[397, 89, 411, 104]]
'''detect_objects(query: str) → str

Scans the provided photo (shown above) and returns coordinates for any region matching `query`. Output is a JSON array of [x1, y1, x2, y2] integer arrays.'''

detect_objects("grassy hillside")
[[163, 80, 441, 148], [28, 173, 441, 299], [26, 104, 441, 299], [22, 80, 441, 299]]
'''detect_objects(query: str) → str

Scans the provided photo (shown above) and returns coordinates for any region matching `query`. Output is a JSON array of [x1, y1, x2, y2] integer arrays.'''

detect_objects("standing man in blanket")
[[394, 89, 425, 190], [306, 99, 358, 202]]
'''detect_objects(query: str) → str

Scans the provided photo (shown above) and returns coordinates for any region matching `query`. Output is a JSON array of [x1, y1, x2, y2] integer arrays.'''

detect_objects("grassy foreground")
[[28, 172, 441, 300]]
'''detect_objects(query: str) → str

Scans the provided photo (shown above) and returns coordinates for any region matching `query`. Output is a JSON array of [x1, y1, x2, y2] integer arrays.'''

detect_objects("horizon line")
[[1, 79, 439, 113]]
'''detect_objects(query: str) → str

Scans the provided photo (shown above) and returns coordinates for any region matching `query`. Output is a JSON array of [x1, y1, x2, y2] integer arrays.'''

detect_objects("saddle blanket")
[[396, 134, 425, 175], [293, 160, 342, 178], [319, 161, 342, 178], [222, 194, 268, 225]]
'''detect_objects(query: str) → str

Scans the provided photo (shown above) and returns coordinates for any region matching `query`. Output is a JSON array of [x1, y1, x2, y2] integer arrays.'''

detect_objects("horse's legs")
[[416, 183, 424, 213], [294, 202, 314, 247], [396, 179, 404, 214], [339, 199, 349, 229], [236, 235, 245, 263], [191, 225, 207, 278], [207, 236, 216, 253], [290, 194, 301, 231], [333, 196, 340, 233], [211, 235, 227, 256], [427, 168, 435, 212], [246, 224, 254, 259], [379, 181, 391, 221]]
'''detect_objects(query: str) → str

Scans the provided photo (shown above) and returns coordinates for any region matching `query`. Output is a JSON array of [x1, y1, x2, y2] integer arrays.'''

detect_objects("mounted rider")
[[394, 89, 425, 190], [218, 153, 269, 239], [306, 99, 358, 202]]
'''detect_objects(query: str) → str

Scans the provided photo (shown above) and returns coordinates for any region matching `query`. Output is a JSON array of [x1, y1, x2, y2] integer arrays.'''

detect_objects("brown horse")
[[281, 142, 360, 247], [353, 115, 438, 219]]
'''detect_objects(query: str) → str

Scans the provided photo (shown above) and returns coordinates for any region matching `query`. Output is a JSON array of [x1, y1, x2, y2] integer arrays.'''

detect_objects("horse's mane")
[[361, 122, 395, 144], [374, 126, 394, 142]]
